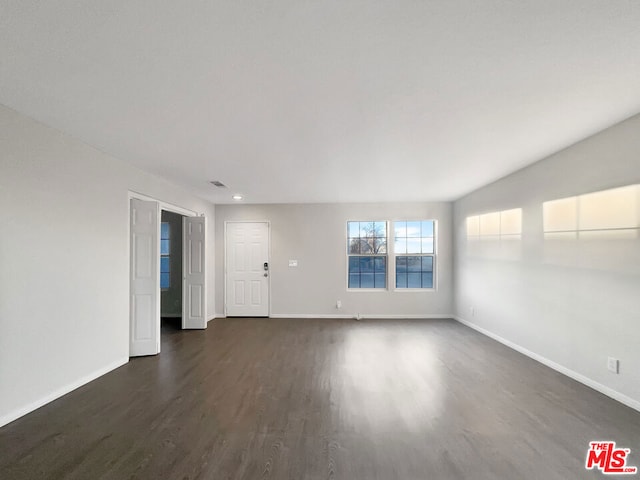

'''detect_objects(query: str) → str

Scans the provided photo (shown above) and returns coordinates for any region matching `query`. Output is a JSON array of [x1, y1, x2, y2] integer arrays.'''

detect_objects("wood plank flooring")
[[1, 318, 639, 479]]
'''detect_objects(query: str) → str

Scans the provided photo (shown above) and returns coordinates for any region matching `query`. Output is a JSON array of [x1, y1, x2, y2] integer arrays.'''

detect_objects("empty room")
[[1, 1, 639, 479]]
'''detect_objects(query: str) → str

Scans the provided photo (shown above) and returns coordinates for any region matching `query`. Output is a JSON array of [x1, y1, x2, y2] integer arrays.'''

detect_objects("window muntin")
[[396, 256, 434, 288], [348, 221, 387, 254], [394, 220, 435, 289], [394, 220, 434, 254], [347, 221, 387, 289], [160, 222, 170, 289]]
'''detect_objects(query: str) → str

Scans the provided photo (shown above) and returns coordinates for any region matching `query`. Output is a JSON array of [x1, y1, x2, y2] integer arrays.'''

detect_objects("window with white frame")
[[394, 220, 435, 289], [347, 221, 387, 288]]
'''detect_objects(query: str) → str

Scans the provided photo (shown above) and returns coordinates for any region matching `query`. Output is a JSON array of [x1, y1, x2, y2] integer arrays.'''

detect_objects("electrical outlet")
[[607, 357, 619, 374], [336, 300, 342, 309]]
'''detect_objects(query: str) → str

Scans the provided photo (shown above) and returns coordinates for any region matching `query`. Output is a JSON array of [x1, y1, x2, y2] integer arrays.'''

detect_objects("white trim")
[[0, 357, 129, 428], [270, 313, 453, 319], [128, 190, 198, 217], [207, 315, 216, 323], [346, 288, 389, 293], [454, 315, 640, 413], [393, 288, 437, 293]]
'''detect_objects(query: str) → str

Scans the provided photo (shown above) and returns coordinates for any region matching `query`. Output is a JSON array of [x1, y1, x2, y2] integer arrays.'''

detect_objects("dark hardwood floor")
[[1, 318, 639, 479]]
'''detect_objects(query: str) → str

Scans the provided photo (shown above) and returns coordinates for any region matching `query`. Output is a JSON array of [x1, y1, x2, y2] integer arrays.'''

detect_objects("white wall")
[[216, 202, 453, 318], [453, 113, 640, 410], [0, 104, 216, 426]]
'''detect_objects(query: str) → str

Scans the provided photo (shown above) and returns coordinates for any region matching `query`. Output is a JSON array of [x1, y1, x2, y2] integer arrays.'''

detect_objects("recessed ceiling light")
[[232, 194, 243, 201]]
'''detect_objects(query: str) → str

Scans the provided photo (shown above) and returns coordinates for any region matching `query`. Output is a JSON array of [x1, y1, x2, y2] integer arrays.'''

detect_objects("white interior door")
[[225, 222, 270, 317], [182, 216, 207, 329], [129, 198, 160, 356]]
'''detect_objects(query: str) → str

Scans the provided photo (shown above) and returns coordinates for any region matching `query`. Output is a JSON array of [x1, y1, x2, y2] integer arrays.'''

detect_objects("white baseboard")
[[454, 315, 640, 413], [0, 357, 129, 428], [216, 313, 453, 320], [269, 313, 454, 319]]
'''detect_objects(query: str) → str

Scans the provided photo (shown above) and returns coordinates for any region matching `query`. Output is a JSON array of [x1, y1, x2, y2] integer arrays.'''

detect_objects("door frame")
[[223, 220, 271, 318], [128, 191, 202, 355], [129, 191, 198, 218]]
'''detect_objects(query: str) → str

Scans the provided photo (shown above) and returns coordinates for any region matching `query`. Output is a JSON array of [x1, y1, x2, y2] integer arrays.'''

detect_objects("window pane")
[[360, 257, 374, 273], [373, 221, 387, 237], [349, 274, 360, 288], [360, 239, 374, 254], [421, 221, 434, 237], [360, 273, 374, 288], [161, 239, 170, 255], [374, 238, 386, 254], [406, 221, 421, 237], [407, 273, 421, 288], [422, 271, 434, 288], [407, 238, 421, 254], [161, 222, 170, 239], [396, 256, 407, 273], [374, 256, 386, 273], [360, 221, 374, 238], [348, 238, 361, 254], [374, 273, 386, 288], [348, 256, 359, 274], [160, 257, 170, 272], [421, 238, 434, 254], [160, 272, 170, 289], [422, 256, 434, 272], [396, 273, 407, 288], [394, 221, 407, 237], [407, 256, 421, 272], [395, 238, 407, 254], [348, 222, 360, 238]]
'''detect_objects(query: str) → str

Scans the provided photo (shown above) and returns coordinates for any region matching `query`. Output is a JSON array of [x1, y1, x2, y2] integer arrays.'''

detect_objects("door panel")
[[182, 216, 207, 329], [225, 222, 269, 317], [130, 198, 160, 356]]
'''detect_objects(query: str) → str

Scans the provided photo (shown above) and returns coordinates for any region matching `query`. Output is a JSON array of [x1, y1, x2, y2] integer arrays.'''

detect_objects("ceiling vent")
[[209, 180, 227, 188]]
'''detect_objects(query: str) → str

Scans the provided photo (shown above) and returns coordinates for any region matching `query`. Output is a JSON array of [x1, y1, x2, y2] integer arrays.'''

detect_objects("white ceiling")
[[1, 1, 639, 204]]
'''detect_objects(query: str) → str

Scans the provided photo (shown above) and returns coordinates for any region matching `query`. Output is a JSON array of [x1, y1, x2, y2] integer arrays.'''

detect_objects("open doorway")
[[160, 210, 184, 333], [129, 195, 207, 357]]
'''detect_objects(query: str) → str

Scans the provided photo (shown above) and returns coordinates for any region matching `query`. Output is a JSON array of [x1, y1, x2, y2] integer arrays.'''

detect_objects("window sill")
[[394, 288, 436, 292], [347, 288, 388, 292]]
